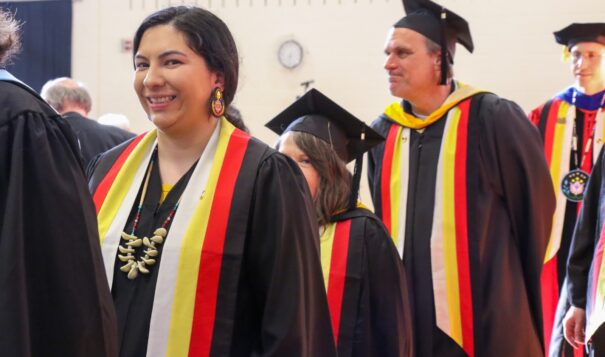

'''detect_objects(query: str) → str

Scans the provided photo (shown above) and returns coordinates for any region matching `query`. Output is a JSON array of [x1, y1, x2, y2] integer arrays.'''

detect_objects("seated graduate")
[[87, 6, 335, 356], [266, 88, 414, 357]]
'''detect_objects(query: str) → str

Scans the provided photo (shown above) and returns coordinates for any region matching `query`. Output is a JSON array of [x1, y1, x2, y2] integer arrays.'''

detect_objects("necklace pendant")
[[120, 259, 135, 272], [121, 232, 137, 240], [154, 227, 168, 237], [151, 235, 164, 244], [561, 169, 590, 202], [126, 238, 143, 247], [118, 254, 135, 262], [127, 264, 139, 280]]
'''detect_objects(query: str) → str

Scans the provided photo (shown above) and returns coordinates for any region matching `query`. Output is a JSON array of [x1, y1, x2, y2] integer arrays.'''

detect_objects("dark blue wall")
[[1, 0, 72, 93]]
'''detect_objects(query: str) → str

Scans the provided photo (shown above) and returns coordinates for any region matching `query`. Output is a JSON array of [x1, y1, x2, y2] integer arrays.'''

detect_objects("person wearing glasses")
[[529, 23, 605, 357]]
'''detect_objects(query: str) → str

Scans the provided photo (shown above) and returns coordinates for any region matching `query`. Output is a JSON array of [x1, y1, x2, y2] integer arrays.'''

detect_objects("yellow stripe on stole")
[[390, 126, 404, 247], [320, 223, 338, 291], [441, 108, 463, 344], [166, 123, 236, 356], [544, 101, 571, 261], [97, 131, 157, 245]]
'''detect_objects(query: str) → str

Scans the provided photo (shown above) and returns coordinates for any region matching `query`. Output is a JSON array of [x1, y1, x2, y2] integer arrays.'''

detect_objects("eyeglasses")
[[571, 50, 604, 63]]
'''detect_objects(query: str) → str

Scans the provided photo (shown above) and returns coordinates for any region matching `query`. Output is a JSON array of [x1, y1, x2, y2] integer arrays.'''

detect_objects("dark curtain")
[[1, 0, 72, 93]]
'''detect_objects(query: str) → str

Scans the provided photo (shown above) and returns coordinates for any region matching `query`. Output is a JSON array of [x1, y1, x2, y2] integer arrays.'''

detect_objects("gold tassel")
[[562, 46, 571, 62]]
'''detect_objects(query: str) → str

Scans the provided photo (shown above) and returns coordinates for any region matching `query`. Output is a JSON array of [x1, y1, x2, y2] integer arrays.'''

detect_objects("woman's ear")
[[214, 72, 225, 90]]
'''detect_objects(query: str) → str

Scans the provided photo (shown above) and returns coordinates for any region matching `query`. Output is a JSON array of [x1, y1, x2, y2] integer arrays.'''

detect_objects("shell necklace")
[[118, 147, 180, 280]]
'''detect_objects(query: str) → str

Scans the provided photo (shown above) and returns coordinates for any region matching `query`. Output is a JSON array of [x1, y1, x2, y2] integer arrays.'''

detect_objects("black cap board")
[[265, 88, 384, 163], [554, 23, 605, 48], [394, 0, 473, 84]]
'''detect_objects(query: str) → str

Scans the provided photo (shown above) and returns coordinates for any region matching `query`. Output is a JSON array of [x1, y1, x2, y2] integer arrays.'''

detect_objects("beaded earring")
[[210, 87, 225, 117]]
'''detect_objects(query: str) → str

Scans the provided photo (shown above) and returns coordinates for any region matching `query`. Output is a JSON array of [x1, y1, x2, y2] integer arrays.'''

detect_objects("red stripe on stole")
[[380, 125, 399, 235], [92, 134, 146, 214], [541, 259, 558, 356], [543, 99, 562, 167], [327, 220, 352, 346], [188, 130, 250, 357], [453, 99, 474, 356], [540, 99, 562, 355]]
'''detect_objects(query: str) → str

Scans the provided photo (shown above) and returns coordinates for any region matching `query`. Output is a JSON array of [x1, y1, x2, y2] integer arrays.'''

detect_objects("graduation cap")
[[554, 23, 605, 49], [394, 0, 474, 85], [266, 88, 384, 208]]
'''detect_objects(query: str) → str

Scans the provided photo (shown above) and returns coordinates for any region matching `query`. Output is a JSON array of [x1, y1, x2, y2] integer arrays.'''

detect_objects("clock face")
[[278, 40, 303, 69]]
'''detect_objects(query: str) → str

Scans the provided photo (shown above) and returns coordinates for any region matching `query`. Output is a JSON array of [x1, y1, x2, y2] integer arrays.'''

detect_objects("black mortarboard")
[[394, 0, 473, 85], [554, 23, 605, 49], [265, 88, 383, 163], [266, 88, 384, 209]]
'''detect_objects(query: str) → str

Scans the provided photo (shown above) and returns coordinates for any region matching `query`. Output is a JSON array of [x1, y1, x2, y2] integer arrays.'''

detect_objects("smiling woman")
[[86, 6, 336, 357]]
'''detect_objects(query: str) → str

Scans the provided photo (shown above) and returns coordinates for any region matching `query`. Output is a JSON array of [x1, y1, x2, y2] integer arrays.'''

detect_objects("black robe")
[[322, 208, 413, 357], [63, 111, 135, 167], [567, 146, 605, 355], [368, 91, 555, 356], [0, 73, 118, 356], [88, 121, 337, 357]]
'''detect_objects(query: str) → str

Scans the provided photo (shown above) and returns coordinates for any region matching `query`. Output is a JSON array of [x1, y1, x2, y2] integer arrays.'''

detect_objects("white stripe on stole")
[[595, 108, 605, 163], [101, 134, 157, 288], [547, 105, 575, 261], [396, 127, 411, 258], [146, 122, 221, 356], [429, 109, 457, 335], [587, 253, 605, 341]]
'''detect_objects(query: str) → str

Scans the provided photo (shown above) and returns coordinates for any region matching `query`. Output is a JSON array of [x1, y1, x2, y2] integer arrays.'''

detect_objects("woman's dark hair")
[[287, 131, 351, 226], [133, 6, 239, 108]]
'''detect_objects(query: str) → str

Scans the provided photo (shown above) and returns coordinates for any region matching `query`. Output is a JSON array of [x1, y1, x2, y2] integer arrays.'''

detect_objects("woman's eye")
[[135, 62, 149, 70], [166, 59, 182, 66]]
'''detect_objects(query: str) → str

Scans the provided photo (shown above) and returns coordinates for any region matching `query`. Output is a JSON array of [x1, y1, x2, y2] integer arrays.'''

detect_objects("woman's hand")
[[563, 306, 586, 349]]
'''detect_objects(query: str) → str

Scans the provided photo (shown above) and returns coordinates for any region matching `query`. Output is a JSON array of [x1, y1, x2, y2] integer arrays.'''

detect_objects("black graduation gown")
[[323, 208, 413, 357], [567, 146, 605, 355], [367, 92, 555, 356], [88, 126, 337, 357], [0, 76, 118, 356], [63, 111, 135, 167]]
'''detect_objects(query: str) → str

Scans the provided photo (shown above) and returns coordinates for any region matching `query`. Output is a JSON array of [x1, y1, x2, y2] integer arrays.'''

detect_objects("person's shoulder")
[[332, 207, 386, 229], [92, 134, 139, 168], [86, 134, 141, 186], [370, 111, 396, 136], [470, 92, 527, 121], [101, 123, 136, 141], [0, 81, 58, 125]]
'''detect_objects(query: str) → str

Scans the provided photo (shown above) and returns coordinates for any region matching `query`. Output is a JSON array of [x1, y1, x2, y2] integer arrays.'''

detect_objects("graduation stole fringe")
[[93, 118, 251, 357], [381, 94, 477, 355], [320, 219, 352, 347]]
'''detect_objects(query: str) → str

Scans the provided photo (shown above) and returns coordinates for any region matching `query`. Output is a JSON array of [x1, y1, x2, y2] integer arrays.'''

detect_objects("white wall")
[[72, 0, 605, 205]]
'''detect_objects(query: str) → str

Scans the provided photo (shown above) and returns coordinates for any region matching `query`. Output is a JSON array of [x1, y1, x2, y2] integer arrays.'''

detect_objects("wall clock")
[[278, 40, 303, 69]]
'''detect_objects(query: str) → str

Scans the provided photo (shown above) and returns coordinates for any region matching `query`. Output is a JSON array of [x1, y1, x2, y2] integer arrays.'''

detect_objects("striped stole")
[[93, 118, 251, 356], [379, 97, 476, 355], [320, 220, 352, 346]]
